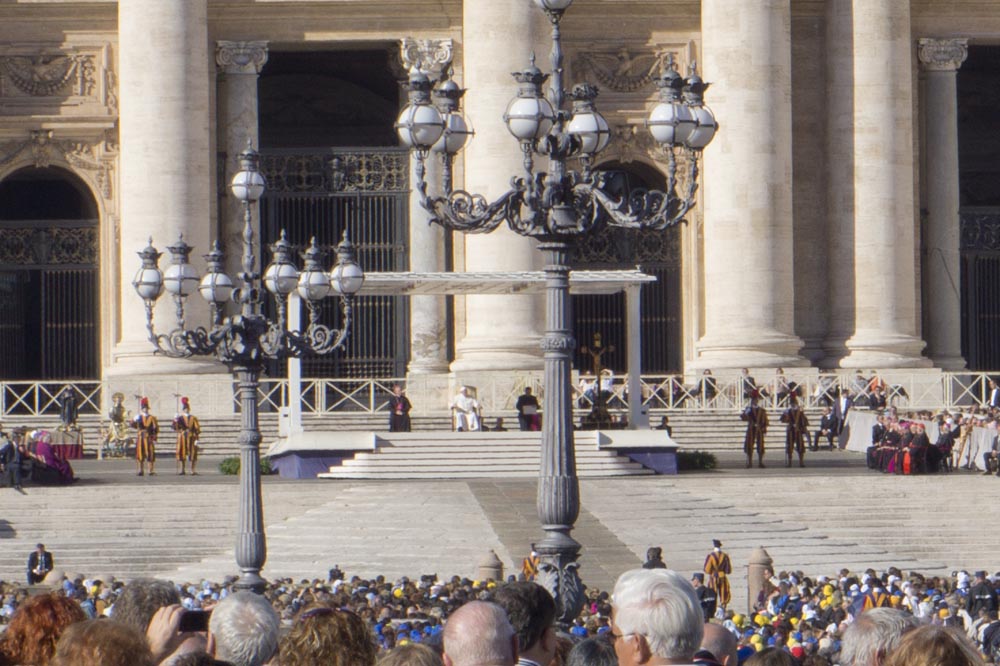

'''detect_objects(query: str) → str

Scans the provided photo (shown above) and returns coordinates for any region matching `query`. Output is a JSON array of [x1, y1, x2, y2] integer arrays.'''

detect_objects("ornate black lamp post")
[[396, 0, 716, 622], [132, 145, 365, 592]]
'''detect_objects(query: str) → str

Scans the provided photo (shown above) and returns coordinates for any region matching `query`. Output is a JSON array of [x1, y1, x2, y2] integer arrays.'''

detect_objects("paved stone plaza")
[[1, 450, 993, 609]]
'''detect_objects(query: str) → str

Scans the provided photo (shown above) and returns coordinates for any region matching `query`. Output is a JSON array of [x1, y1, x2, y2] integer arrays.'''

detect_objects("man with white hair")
[[443, 601, 517, 666], [839, 607, 919, 666], [207, 591, 280, 666], [611, 568, 704, 666]]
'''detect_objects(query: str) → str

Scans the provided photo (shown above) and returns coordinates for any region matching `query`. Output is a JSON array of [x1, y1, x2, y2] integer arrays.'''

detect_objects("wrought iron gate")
[[571, 226, 682, 374], [0, 219, 99, 379], [960, 209, 1000, 370], [570, 164, 683, 374], [258, 148, 410, 379]]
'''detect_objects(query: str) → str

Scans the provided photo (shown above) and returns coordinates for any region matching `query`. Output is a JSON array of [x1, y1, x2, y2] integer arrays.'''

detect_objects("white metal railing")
[[3, 372, 998, 419], [0, 381, 102, 419]]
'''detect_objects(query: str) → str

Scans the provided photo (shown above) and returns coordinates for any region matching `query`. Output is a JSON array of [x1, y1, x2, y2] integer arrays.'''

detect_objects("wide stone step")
[[336, 460, 647, 471], [319, 468, 651, 479]]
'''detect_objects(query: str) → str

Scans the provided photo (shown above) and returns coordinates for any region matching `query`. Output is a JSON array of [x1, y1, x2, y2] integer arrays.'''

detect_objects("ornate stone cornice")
[[917, 38, 968, 72], [400, 38, 453, 78], [0, 128, 118, 200], [216, 41, 269, 75]]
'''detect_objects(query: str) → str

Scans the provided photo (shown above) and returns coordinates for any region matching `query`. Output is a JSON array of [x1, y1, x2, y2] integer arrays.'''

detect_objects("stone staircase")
[[661, 408, 828, 454], [316, 430, 655, 479]]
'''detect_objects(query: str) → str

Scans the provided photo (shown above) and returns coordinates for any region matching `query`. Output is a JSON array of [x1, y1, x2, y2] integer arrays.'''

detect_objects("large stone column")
[[401, 39, 451, 377], [821, 0, 856, 366], [695, 0, 806, 369], [918, 38, 967, 370], [841, 0, 929, 368], [113, 0, 214, 374], [216, 41, 268, 282], [452, 0, 544, 373]]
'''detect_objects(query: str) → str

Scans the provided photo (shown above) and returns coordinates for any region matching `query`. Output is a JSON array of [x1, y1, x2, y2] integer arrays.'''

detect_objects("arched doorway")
[[0, 167, 100, 379], [571, 163, 683, 374]]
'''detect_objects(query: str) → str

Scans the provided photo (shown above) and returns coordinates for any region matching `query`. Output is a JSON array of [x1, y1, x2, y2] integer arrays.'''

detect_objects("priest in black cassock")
[[388, 384, 412, 433]]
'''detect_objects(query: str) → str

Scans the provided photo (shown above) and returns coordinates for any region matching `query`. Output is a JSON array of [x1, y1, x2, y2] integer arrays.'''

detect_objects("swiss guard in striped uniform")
[[132, 397, 158, 477], [173, 396, 201, 476], [704, 539, 732, 612], [780, 388, 810, 468], [741, 390, 769, 468]]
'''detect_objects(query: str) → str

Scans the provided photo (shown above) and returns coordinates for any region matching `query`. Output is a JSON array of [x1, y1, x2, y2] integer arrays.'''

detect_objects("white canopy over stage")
[[356, 270, 656, 295], [287, 269, 658, 430]]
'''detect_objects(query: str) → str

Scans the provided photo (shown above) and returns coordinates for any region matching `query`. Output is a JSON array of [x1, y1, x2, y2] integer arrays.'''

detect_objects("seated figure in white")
[[451, 386, 481, 432]]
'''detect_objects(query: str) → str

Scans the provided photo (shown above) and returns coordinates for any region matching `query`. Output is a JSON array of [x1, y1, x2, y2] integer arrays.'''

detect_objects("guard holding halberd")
[[741, 390, 769, 469], [132, 397, 158, 477], [780, 387, 810, 468], [172, 396, 201, 476]]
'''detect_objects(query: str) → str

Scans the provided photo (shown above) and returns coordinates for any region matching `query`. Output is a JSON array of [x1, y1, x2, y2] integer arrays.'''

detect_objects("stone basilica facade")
[[1, 0, 999, 410]]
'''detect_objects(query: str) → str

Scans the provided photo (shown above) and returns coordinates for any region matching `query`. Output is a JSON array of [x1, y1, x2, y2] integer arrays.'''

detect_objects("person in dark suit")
[[909, 423, 931, 474], [987, 379, 1000, 410], [27, 543, 53, 584], [813, 406, 835, 450], [698, 369, 718, 406], [832, 388, 853, 435], [1, 430, 29, 490], [515, 387, 540, 431], [935, 422, 956, 472], [867, 415, 887, 468], [740, 368, 758, 400]]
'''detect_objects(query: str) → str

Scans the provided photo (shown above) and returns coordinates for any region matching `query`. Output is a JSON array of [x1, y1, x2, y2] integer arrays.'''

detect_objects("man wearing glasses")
[[610, 569, 705, 666]]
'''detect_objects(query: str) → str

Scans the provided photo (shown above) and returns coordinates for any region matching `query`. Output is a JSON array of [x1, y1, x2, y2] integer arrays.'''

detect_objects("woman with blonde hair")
[[883, 624, 984, 666], [279, 605, 378, 666]]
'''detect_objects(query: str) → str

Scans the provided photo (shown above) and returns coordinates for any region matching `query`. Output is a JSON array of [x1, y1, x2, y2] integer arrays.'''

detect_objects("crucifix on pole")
[[580, 332, 615, 428]]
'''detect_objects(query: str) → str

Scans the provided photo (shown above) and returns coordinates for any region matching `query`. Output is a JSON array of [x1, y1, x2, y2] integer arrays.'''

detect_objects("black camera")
[[179, 610, 211, 633]]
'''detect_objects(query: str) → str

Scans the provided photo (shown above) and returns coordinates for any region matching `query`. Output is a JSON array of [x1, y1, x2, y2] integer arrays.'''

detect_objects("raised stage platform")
[[265, 429, 678, 479]]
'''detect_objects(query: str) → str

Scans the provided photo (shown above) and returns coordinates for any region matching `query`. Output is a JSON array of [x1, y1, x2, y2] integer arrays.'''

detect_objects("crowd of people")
[[863, 404, 1000, 477], [1, 556, 999, 666]]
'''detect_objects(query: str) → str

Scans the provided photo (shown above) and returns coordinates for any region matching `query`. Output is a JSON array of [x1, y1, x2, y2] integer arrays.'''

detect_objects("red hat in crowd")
[[140, 397, 149, 409], [181, 397, 190, 409]]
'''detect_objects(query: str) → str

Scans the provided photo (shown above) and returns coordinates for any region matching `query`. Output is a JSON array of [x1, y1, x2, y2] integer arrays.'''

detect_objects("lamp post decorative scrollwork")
[[133, 144, 365, 593], [396, 0, 716, 623]]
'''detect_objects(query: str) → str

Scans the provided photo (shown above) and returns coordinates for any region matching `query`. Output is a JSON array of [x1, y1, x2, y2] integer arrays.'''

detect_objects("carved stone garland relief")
[[0, 44, 116, 115], [571, 44, 694, 166]]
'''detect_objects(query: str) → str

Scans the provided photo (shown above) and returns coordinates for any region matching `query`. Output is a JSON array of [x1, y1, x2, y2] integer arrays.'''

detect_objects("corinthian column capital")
[[917, 38, 968, 72], [216, 41, 269, 75], [400, 38, 454, 77]]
